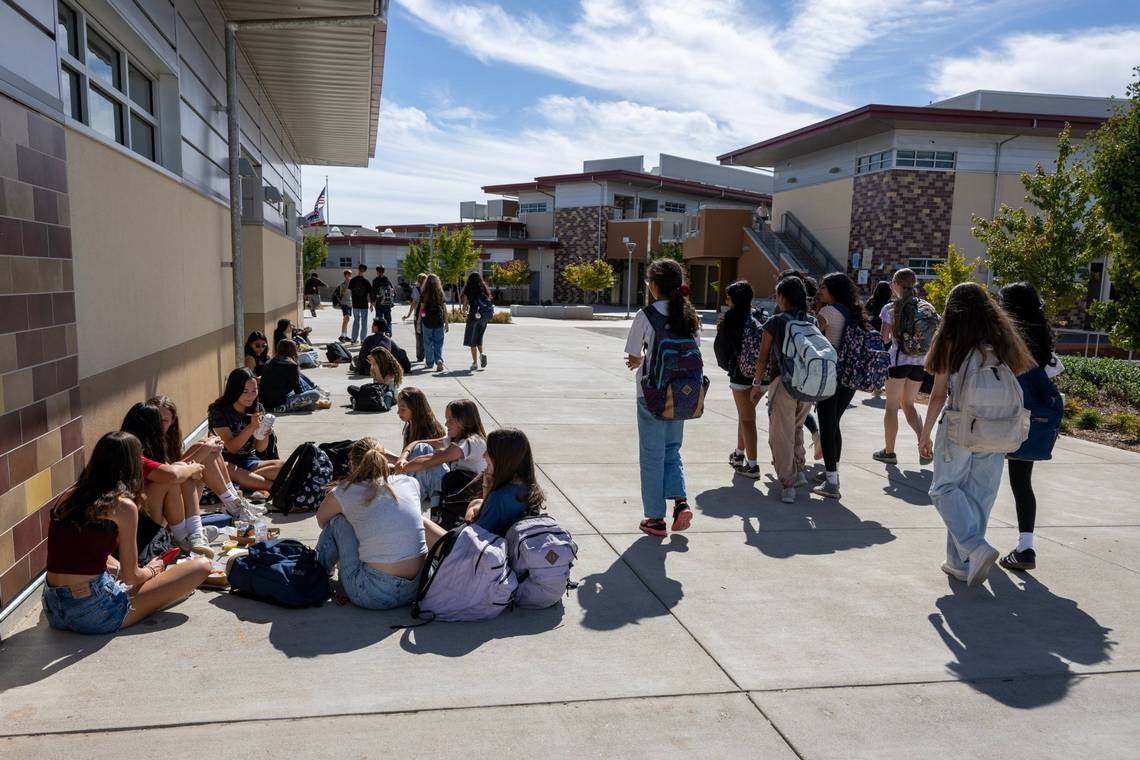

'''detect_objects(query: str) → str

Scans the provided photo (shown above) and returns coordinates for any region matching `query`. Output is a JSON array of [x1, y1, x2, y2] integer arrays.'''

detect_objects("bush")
[[1108, 412, 1140, 440], [1077, 408, 1102, 430], [447, 307, 511, 324], [1056, 373, 1098, 403], [1058, 357, 1140, 408]]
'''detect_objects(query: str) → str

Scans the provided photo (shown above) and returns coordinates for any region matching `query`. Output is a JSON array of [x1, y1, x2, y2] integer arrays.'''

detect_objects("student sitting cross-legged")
[[315, 437, 427, 610], [42, 431, 211, 635], [259, 340, 329, 412], [382, 387, 447, 509], [422, 427, 544, 548], [396, 399, 485, 511]]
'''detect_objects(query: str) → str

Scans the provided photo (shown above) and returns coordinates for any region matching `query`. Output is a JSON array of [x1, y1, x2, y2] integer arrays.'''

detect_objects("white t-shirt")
[[880, 302, 927, 367], [817, 304, 846, 348], [444, 435, 487, 474], [625, 301, 701, 398]]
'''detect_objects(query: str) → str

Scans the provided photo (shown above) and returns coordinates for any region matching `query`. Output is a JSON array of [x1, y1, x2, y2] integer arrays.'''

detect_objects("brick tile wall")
[[0, 94, 84, 610], [848, 170, 955, 281], [553, 206, 611, 303]]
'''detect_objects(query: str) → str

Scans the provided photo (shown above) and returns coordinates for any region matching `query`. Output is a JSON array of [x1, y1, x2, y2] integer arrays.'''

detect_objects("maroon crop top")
[[46, 518, 120, 575]]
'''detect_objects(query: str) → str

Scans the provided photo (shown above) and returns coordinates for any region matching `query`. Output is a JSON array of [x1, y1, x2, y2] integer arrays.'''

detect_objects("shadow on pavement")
[[209, 593, 396, 657], [0, 610, 189, 693], [577, 535, 688, 630], [860, 397, 887, 409], [881, 464, 933, 505], [929, 570, 1115, 708], [695, 480, 896, 558], [397, 604, 565, 657]]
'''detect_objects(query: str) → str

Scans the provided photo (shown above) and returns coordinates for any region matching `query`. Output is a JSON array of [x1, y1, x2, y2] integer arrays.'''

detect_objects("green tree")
[[653, 241, 684, 262], [1089, 67, 1140, 350], [923, 244, 976, 313], [434, 226, 483, 297], [563, 259, 616, 304], [489, 258, 533, 286], [972, 124, 1114, 318], [302, 234, 327, 277], [400, 238, 434, 283]]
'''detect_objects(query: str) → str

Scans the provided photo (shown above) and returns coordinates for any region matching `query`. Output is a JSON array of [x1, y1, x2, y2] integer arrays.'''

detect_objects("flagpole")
[[324, 174, 330, 234]]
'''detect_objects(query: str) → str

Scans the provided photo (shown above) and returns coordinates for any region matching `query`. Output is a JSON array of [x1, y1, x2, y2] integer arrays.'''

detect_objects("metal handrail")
[[781, 211, 843, 273], [753, 224, 809, 272]]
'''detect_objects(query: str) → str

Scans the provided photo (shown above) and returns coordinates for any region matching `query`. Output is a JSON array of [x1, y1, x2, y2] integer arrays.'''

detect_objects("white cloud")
[[929, 27, 1139, 100]]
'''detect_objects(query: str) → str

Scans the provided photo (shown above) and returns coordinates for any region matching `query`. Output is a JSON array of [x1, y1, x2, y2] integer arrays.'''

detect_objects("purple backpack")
[[412, 524, 517, 622], [640, 307, 709, 420], [836, 306, 890, 392]]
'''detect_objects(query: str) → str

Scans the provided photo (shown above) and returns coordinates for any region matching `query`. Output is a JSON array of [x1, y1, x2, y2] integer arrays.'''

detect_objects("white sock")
[[186, 515, 203, 537], [219, 487, 240, 506], [1017, 532, 1034, 552], [826, 471, 839, 485], [734, 448, 744, 457], [746, 459, 757, 467], [170, 519, 190, 541]]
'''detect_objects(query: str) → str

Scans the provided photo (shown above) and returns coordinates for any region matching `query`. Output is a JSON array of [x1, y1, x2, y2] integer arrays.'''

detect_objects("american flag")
[[312, 186, 327, 213], [300, 186, 327, 226]]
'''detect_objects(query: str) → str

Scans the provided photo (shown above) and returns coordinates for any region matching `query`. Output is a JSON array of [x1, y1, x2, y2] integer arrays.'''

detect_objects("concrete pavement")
[[2, 305, 1138, 758]]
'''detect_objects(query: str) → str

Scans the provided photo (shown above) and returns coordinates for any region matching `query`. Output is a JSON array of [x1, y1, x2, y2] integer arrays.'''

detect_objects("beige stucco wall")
[[770, 177, 854, 266], [522, 211, 554, 239], [949, 172, 1028, 263], [241, 224, 300, 338]]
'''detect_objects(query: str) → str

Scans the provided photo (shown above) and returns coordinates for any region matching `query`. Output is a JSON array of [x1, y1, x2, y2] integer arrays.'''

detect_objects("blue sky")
[[302, 0, 1140, 226]]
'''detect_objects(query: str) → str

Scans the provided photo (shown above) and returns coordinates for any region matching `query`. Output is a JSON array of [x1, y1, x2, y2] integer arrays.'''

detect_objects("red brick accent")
[[553, 206, 611, 303]]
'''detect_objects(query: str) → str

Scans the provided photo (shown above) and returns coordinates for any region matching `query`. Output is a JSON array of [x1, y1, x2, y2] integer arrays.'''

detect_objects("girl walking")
[[919, 283, 1034, 587], [419, 274, 448, 372], [875, 268, 930, 465], [813, 273, 867, 498], [624, 259, 700, 536], [714, 280, 762, 479], [461, 271, 492, 370]]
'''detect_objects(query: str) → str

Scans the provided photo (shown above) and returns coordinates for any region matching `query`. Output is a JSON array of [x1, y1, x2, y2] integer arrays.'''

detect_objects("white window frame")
[[855, 150, 892, 174], [55, 1, 161, 164], [907, 257, 942, 279], [519, 201, 548, 214], [338, 256, 353, 268], [896, 150, 956, 170], [662, 201, 687, 214]]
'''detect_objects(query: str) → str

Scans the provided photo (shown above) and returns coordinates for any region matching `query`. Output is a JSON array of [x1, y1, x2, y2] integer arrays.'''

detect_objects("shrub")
[[563, 259, 616, 303], [1108, 412, 1140, 440], [1058, 357, 1140, 408], [1076, 408, 1102, 430], [447, 307, 511, 324], [1056, 373, 1097, 403]]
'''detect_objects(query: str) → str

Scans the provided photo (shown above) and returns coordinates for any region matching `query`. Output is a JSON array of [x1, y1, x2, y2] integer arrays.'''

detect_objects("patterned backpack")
[[895, 298, 941, 356], [835, 306, 890, 392], [640, 306, 709, 420], [736, 314, 766, 379], [268, 442, 333, 514]]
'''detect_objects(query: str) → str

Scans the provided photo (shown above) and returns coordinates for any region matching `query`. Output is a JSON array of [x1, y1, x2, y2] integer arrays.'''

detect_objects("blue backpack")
[[228, 539, 330, 608], [640, 306, 709, 420], [1009, 367, 1064, 461], [476, 296, 494, 321]]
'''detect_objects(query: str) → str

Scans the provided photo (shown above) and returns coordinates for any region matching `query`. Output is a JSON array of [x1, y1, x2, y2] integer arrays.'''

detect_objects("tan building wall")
[[949, 173, 1030, 263], [738, 237, 781, 298], [66, 129, 236, 449], [682, 207, 753, 260], [770, 177, 854, 266], [242, 225, 301, 340], [521, 211, 554, 239], [606, 219, 662, 260]]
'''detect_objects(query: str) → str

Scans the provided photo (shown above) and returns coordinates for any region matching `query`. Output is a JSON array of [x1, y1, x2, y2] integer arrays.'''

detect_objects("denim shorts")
[[42, 573, 131, 634], [340, 303, 352, 316], [228, 455, 264, 472]]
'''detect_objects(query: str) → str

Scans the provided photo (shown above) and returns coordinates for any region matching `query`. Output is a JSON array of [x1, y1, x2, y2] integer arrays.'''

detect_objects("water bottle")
[[254, 519, 268, 543], [254, 413, 276, 440]]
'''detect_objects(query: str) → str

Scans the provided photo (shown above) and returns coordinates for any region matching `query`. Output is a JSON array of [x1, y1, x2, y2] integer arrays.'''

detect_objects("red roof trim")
[[718, 104, 1109, 162], [327, 236, 560, 248], [481, 181, 555, 194], [484, 172, 770, 203], [374, 220, 528, 232]]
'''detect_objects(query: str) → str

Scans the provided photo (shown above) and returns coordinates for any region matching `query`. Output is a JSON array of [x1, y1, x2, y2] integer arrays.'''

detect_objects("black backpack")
[[228, 539, 329, 608], [431, 469, 483, 530], [326, 342, 352, 363], [318, 440, 354, 478], [269, 442, 334, 514], [348, 383, 394, 412]]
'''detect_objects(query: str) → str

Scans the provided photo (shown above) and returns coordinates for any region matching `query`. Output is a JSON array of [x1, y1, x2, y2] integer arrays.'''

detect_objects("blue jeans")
[[423, 326, 445, 366], [928, 418, 1005, 572], [317, 515, 418, 610], [376, 305, 393, 335], [351, 308, 370, 342], [407, 442, 448, 509], [42, 573, 132, 634], [636, 396, 687, 519]]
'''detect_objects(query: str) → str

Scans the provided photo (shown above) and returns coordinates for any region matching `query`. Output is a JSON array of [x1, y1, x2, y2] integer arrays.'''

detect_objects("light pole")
[[623, 237, 637, 318]]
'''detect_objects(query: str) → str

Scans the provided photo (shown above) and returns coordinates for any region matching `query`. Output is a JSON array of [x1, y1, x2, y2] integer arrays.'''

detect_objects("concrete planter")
[[510, 304, 595, 320]]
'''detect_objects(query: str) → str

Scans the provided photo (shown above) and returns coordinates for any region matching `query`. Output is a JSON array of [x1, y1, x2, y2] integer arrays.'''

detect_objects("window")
[[519, 201, 547, 214], [338, 257, 353, 268], [896, 150, 955, 169], [663, 201, 686, 214], [907, 257, 942, 277], [56, 4, 160, 163], [855, 151, 892, 174], [639, 198, 658, 216]]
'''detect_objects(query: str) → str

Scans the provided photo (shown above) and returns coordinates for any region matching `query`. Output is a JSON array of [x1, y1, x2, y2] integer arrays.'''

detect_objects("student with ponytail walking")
[[624, 259, 701, 536]]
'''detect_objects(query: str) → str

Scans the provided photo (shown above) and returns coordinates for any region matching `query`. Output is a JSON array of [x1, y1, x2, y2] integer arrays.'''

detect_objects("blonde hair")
[[340, 437, 393, 498], [369, 346, 404, 387], [891, 267, 919, 325]]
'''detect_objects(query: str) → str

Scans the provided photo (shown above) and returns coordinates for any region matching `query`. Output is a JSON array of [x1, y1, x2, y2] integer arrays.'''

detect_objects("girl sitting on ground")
[[259, 340, 329, 412], [148, 395, 262, 521], [398, 399, 486, 510], [369, 346, 404, 389], [919, 282, 1034, 587], [120, 402, 213, 559], [315, 437, 427, 609], [274, 317, 312, 349], [243, 331, 269, 377], [384, 388, 447, 509], [208, 368, 283, 493], [42, 431, 212, 635]]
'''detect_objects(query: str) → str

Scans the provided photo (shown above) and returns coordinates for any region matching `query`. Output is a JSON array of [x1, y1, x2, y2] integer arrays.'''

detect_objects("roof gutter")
[[223, 1, 389, 366]]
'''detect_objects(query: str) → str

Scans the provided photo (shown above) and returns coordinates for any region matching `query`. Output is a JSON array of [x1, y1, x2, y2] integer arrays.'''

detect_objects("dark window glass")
[[58, 4, 79, 58], [61, 66, 82, 120], [86, 29, 121, 90], [128, 64, 153, 113], [130, 113, 155, 160], [89, 86, 123, 143]]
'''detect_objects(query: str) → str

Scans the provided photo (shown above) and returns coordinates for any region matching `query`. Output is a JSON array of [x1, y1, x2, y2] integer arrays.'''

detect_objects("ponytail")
[[340, 437, 393, 499], [648, 259, 700, 337], [891, 268, 918, 326]]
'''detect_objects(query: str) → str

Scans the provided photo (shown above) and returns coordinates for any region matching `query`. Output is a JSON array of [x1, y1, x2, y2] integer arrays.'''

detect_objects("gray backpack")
[[412, 524, 517, 622], [506, 516, 578, 609]]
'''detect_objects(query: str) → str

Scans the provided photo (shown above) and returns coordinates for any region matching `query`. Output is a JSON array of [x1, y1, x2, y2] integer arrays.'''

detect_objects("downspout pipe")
[[986, 135, 1018, 287], [224, 0, 389, 365]]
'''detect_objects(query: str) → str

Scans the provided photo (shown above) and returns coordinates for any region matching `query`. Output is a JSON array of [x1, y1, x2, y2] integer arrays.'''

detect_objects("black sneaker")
[[671, 500, 692, 532], [338, 335, 350, 343], [872, 448, 898, 465], [480, 353, 488, 368], [735, 463, 761, 479], [729, 451, 745, 468], [999, 548, 1036, 570]]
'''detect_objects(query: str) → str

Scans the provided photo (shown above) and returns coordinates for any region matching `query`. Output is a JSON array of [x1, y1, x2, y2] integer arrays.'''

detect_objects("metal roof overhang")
[[719, 105, 1108, 168], [221, 1, 387, 167]]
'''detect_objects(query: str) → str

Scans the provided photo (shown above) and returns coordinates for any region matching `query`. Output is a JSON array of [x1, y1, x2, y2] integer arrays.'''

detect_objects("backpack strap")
[[643, 305, 667, 332]]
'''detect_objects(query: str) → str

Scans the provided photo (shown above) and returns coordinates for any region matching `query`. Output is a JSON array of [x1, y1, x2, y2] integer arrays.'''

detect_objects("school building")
[[718, 90, 1114, 316], [1, 1, 385, 623]]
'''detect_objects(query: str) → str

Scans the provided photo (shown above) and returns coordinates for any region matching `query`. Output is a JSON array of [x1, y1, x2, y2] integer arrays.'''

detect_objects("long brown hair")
[[276, 339, 299, 362], [398, 387, 444, 447], [53, 431, 144, 525], [647, 259, 699, 337], [821, 272, 869, 331], [891, 268, 918, 326], [369, 346, 404, 387], [925, 282, 1034, 376], [339, 437, 394, 499], [446, 399, 485, 441], [421, 273, 446, 313], [148, 394, 183, 461], [485, 428, 544, 515]]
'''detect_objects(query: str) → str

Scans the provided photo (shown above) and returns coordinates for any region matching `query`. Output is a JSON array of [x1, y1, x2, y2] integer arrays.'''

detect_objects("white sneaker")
[[226, 498, 266, 521], [941, 562, 967, 582], [966, 543, 1000, 587], [781, 487, 796, 504], [182, 531, 216, 559], [470, 361, 478, 371]]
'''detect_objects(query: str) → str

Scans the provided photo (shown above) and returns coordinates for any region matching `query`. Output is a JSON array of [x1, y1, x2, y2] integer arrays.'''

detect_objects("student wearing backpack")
[[998, 282, 1063, 572], [919, 283, 1035, 587], [315, 437, 427, 609], [460, 271, 493, 371], [624, 259, 701, 536], [42, 431, 212, 634], [751, 276, 829, 503], [348, 264, 374, 344], [812, 273, 869, 498], [714, 280, 764, 479], [404, 273, 427, 364], [419, 274, 449, 372], [876, 268, 935, 466], [371, 266, 395, 336]]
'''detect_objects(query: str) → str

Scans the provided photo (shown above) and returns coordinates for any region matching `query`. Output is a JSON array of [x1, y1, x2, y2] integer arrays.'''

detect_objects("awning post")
[[226, 22, 244, 368]]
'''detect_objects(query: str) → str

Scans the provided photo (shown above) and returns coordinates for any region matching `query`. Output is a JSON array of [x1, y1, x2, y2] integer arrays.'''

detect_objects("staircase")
[[778, 212, 844, 278]]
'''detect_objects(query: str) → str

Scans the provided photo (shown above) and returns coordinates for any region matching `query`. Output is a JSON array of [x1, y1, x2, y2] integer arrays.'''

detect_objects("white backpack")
[[779, 318, 838, 402], [944, 347, 1030, 453]]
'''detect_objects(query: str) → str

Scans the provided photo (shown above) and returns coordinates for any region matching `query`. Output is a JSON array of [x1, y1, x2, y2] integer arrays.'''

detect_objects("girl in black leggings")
[[998, 282, 1058, 571]]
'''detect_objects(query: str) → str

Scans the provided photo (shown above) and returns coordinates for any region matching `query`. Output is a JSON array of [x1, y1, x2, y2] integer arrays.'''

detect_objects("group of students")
[[402, 271, 495, 373], [704, 264, 1061, 585], [242, 318, 332, 413]]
